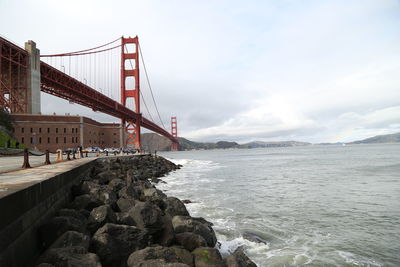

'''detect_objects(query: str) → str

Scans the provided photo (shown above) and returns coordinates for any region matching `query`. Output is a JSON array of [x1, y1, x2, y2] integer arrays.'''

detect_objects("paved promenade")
[[0, 156, 98, 198]]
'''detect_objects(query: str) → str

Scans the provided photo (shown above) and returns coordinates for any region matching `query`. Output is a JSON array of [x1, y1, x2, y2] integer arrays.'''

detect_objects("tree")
[[0, 107, 14, 134]]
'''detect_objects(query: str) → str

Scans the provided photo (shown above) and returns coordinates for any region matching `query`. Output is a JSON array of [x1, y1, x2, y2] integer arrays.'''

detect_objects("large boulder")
[[69, 194, 102, 211], [192, 247, 225, 267], [118, 185, 142, 200], [96, 170, 117, 184], [143, 187, 167, 199], [90, 223, 150, 267], [87, 205, 117, 233], [127, 246, 193, 267], [172, 216, 217, 247], [116, 198, 136, 212], [163, 197, 189, 217], [58, 209, 87, 223], [38, 247, 101, 267], [175, 232, 207, 251], [154, 214, 175, 246], [38, 216, 87, 248], [37, 231, 98, 267], [127, 201, 164, 234], [225, 247, 257, 267]]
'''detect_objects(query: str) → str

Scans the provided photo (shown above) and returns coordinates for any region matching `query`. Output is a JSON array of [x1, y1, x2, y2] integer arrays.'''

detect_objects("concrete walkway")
[[0, 157, 98, 198]]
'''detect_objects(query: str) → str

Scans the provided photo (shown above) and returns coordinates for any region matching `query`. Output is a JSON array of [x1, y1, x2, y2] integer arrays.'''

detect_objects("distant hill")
[[348, 132, 400, 144], [240, 140, 311, 148], [141, 133, 309, 151]]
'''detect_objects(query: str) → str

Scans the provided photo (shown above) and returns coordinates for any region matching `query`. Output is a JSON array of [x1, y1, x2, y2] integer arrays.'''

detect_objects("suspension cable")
[[138, 42, 167, 130], [40, 37, 121, 57]]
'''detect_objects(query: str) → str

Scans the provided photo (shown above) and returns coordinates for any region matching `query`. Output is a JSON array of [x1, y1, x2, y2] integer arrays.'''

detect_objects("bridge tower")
[[171, 116, 179, 151], [120, 36, 141, 149]]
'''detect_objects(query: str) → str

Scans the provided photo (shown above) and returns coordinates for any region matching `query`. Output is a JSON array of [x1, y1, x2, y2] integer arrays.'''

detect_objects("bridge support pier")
[[25, 41, 41, 114]]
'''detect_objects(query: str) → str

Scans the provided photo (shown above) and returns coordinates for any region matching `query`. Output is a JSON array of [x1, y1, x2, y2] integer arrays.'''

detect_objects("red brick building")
[[12, 114, 122, 152]]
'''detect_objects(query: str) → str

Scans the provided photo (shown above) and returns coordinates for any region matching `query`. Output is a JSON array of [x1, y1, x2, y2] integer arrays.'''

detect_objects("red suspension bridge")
[[0, 36, 179, 150]]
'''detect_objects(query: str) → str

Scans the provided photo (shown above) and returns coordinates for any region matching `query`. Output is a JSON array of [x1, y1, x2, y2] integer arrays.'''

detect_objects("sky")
[[1, 0, 399, 143]]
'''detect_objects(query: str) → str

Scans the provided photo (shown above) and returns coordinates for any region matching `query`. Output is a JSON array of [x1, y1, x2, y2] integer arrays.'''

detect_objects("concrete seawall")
[[0, 158, 97, 267]]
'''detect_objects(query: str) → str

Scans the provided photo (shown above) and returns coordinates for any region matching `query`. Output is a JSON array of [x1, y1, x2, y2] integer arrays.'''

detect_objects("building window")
[[72, 128, 74, 133], [89, 140, 91, 144], [48, 137, 50, 143], [39, 128, 42, 133], [64, 137, 66, 143], [30, 128, 33, 133], [113, 141, 117, 144], [72, 137, 74, 143], [30, 137, 33, 143], [64, 128, 66, 133], [75, 137, 78, 143], [39, 137, 42, 144], [47, 128, 50, 133], [56, 128, 58, 133], [113, 133, 116, 136], [76, 128, 78, 133], [22, 128, 24, 133], [22, 137, 24, 143], [94, 140, 96, 144], [56, 137, 58, 143]]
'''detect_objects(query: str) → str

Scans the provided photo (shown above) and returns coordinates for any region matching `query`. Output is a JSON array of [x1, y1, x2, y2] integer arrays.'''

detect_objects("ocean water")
[[158, 144, 400, 267]]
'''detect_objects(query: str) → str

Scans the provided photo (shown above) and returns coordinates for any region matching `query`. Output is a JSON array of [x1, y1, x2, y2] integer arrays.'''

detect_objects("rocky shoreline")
[[35, 155, 257, 267]]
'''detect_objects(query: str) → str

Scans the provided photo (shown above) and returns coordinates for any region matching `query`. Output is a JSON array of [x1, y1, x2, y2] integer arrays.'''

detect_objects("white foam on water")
[[337, 250, 383, 267]]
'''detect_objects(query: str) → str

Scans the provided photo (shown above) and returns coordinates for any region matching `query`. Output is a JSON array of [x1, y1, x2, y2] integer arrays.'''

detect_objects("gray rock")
[[172, 216, 217, 247], [164, 197, 189, 217], [116, 198, 136, 212], [192, 247, 224, 267], [96, 170, 116, 184], [225, 247, 257, 267], [127, 246, 193, 267], [90, 223, 150, 267], [143, 188, 167, 198], [127, 201, 164, 234], [118, 185, 141, 200], [176, 232, 207, 251], [87, 205, 117, 233]]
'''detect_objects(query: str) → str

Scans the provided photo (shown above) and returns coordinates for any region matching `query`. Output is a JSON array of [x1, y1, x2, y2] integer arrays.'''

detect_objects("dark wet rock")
[[127, 246, 193, 267], [90, 223, 150, 267], [69, 194, 102, 211], [182, 200, 192, 204], [127, 201, 164, 234], [79, 209, 91, 219], [37, 231, 94, 266], [38, 246, 101, 267], [38, 216, 87, 248], [164, 197, 190, 217], [151, 177, 162, 183], [50, 230, 90, 250], [116, 212, 136, 226], [192, 247, 224, 267], [93, 186, 118, 206], [172, 216, 217, 247], [154, 214, 175, 246], [96, 170, 116, 184], [243, 232, 268, 244], [80, 181, 101, 195], [58, 209, 87, 223], [87, 205, 117, 233], [108, 178, 126, 192], [37, 263, 55, 267], [225, 247, 257, 267], [116, 197, 136, 212], [118, 185, 141, 200], [176, 232, 207, 251]]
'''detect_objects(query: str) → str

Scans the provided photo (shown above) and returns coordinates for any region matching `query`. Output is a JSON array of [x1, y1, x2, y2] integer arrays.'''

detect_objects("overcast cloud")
[[1, 0, 399, 143]]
